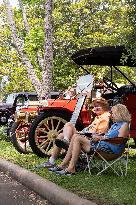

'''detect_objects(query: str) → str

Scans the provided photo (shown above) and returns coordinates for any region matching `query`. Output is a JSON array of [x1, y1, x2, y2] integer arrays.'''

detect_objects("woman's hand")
[[92, 135, 101, 142], [92, 135, 107, 142]]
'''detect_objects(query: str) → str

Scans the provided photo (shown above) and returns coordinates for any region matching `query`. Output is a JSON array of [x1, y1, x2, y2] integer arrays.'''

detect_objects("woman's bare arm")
[[118, 123, 129, 138]]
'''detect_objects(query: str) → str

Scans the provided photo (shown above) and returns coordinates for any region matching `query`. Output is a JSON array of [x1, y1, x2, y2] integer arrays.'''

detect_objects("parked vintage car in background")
[[27, 46, 136, 158]]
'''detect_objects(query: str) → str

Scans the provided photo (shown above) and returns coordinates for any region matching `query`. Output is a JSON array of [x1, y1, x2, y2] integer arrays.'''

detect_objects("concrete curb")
[[0, 159, 97, 205]]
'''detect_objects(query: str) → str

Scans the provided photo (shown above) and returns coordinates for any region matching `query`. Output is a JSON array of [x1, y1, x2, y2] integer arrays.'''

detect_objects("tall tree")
[[3, 0, 53, 99]]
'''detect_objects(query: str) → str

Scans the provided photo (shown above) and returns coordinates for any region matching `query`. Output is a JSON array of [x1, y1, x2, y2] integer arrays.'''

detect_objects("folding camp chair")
[[85, 136, 130, 176]]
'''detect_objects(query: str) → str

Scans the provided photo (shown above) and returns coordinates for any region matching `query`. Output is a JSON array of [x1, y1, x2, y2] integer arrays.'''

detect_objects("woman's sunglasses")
[[93, 106, 103, 111]]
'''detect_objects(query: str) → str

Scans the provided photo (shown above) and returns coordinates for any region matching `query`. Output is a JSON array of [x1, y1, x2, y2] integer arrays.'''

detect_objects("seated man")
[[53, 104, 131, 175], [38, 97, 111, 168]]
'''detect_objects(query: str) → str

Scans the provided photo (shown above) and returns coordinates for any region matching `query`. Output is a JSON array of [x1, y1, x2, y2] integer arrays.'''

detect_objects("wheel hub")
[[48, 130, 58, 140]]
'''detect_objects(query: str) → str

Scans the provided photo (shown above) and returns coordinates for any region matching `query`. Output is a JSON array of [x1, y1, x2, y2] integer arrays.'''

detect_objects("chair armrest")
[[102, 137, 128, 144]]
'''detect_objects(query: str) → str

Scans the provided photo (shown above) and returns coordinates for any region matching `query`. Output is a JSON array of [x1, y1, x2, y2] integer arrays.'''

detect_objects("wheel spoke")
[[55, 119, 61, 131], [41, 121, 50, 131], [17, 136, 25, 140], [36, 135, 47, 139], [38, 138, 50, 148], [36, 128, 48, 134], [53, 139, 55, 147], [16, 134, 28, 141], [58, 127, 64, 134], [44, 139, 52, 153], [51, 118, 54, 130], [24, 141, 27, 151]]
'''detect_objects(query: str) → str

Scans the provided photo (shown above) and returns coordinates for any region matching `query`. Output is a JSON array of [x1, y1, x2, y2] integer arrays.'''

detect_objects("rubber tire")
[[10, 121, 32, 154], [29, 110, 73, 158], [0, 113, 9, 126], [7, 120, 14, 138]]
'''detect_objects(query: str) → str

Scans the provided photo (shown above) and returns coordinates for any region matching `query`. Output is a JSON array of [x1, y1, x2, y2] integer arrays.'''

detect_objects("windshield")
[[28, 95, 38, 101], [2, 93, 38, 104], [3, 94, 15, 104]]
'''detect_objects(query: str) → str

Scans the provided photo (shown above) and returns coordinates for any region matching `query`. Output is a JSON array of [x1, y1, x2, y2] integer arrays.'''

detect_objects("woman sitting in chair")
[[53, 104, 131, 175]]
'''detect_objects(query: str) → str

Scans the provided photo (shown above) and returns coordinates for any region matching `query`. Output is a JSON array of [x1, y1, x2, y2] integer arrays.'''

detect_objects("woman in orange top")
[[82, 101, 110, 135]]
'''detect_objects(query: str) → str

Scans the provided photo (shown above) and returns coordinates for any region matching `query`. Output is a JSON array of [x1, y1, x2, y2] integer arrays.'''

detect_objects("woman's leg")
[[46, 133, 64, 164], [48, 122, 76, 164], [65, 135, 91, 173], [63, 122, 76, 142], [59, 134, 76, 168]]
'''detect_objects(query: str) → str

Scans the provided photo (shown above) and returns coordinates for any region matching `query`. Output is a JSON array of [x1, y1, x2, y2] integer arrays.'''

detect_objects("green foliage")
[[24, 26, 44, 74], [1, 0, 136, 95], [53, 0, 136, 86], [124, 0, 136, 63]]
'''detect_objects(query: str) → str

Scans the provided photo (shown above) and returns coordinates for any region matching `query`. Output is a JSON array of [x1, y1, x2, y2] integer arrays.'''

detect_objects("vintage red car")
[[28, 74, 94, 157], [27, 45, 136, 158]]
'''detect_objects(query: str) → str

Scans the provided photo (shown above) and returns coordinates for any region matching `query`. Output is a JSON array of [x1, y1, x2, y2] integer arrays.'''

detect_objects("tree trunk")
[[42, 0, 53, 97], [3, 0, 42, 98], [3, 0, 54, 99]]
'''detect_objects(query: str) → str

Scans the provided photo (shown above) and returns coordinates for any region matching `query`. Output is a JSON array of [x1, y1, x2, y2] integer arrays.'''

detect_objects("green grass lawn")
[[0, 127, 136, 205]]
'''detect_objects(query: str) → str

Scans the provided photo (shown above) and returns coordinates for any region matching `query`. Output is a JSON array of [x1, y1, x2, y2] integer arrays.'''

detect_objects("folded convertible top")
[[71, 46, 135, 67]]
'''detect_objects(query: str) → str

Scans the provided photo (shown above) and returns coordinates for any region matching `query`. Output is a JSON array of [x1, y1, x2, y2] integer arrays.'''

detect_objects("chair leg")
[[97, 154, 128, 176], [86, 154, 91, 174], [96, 153, 121, 176], [121, 153, 128, 176]]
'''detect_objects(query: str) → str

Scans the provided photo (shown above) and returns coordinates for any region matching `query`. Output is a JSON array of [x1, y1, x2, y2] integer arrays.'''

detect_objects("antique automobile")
[[28, 45, 136, 158], [9, 92, 60, 154], [0, 92, 38, 126]]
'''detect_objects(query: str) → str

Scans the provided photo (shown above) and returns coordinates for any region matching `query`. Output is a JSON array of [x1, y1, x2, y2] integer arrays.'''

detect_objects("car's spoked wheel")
[[36, 116, 66, 155], [29, 110, 71, 157], [10, 122, 32, 154]]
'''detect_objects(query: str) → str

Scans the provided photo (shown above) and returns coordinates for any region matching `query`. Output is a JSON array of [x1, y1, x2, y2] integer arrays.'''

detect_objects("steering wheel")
[[103, 77, 118, 92]]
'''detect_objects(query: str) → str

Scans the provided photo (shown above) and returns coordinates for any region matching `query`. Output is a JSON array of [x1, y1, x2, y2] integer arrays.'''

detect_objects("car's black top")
[[71, 45, 136, 67]]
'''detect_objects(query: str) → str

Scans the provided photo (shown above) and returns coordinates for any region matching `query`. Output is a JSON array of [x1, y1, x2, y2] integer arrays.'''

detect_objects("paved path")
[[0, 171, 51, 205], [0, 159, 97, 205]]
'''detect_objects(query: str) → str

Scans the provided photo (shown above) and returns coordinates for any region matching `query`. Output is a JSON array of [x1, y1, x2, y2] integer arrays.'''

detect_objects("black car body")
[[0, 91, 60, 126], [0, 92, 38, 125]]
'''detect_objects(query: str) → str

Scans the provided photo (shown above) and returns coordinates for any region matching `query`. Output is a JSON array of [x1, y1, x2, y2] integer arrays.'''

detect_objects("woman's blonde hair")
[[92, 97, 109, 111], [111, 104, 131, 122]]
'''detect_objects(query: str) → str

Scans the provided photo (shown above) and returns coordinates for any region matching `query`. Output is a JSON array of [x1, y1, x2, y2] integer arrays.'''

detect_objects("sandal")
[[35, 161, 55, 169], [55, 169, 75, 176], [48, 166, 63, 172]]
